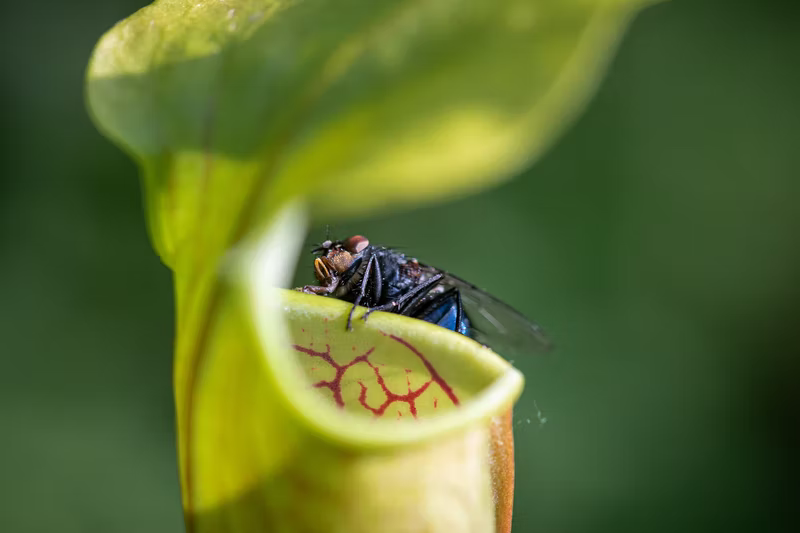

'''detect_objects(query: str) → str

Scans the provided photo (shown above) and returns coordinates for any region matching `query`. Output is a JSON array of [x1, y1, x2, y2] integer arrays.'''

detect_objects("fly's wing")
[[421, 265, 552, 357]]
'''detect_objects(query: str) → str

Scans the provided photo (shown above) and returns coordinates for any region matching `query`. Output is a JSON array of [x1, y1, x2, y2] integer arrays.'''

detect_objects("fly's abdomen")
[[412, 290, 471, 337]]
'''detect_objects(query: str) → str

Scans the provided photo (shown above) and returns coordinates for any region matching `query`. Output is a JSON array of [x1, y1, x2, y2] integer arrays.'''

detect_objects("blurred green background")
[[2, 0, 798, 532]]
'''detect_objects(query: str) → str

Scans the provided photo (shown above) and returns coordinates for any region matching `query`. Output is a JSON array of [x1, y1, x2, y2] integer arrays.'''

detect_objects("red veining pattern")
[[292, 344, 374, 408], [387, 334, 459, 406], [292, 334, 459, 418]]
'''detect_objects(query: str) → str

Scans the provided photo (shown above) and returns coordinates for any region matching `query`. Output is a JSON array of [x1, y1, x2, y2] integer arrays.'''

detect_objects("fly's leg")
[[347, 255, 382, 331], [361, 273, 445, 322], [395, 273, 445, 315], [360, 301, 398, 321], [298, 276, 339, 295]]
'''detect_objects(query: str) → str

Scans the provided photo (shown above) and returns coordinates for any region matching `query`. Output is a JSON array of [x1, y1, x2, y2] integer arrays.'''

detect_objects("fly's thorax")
[[416, 265, 443, 287], [400, 258, 423, 282]]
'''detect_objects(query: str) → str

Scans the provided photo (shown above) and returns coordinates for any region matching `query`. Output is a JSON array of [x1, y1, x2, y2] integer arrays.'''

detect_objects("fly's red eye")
[[343, 235, 369, 254]]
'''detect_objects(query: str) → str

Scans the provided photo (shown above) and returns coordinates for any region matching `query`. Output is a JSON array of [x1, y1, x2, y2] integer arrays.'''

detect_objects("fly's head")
[[312, 235, 370, 256], [310, 235, 371, 287]]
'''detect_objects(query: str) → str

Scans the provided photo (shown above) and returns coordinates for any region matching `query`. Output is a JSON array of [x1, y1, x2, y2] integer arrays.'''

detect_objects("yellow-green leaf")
[[87, 0, 652, 269], [85, 1, 657, 531], [177, 211, 523, 532]]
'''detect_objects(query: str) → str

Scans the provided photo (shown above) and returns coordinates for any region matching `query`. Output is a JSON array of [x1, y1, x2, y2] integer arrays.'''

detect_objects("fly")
[[297, 234, 551, 356]]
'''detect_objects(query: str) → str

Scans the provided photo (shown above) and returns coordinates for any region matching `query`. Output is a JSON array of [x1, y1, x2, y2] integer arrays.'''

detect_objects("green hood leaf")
[[86, 0, 655, 531], [87, 0, 651, 267]]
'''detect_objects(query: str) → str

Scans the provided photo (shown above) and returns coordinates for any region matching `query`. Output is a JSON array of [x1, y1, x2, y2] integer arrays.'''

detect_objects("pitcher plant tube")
[[86, 0, 657, 531]]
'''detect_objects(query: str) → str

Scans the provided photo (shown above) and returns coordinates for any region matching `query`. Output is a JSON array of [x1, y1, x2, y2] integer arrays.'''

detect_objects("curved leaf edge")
[[268, 293, 524, 450], [245, 222, 525, 450]]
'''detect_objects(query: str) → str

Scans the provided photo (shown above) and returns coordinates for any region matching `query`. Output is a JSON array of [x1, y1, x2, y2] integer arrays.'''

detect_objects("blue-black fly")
[[297, 235, 551, 357]]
